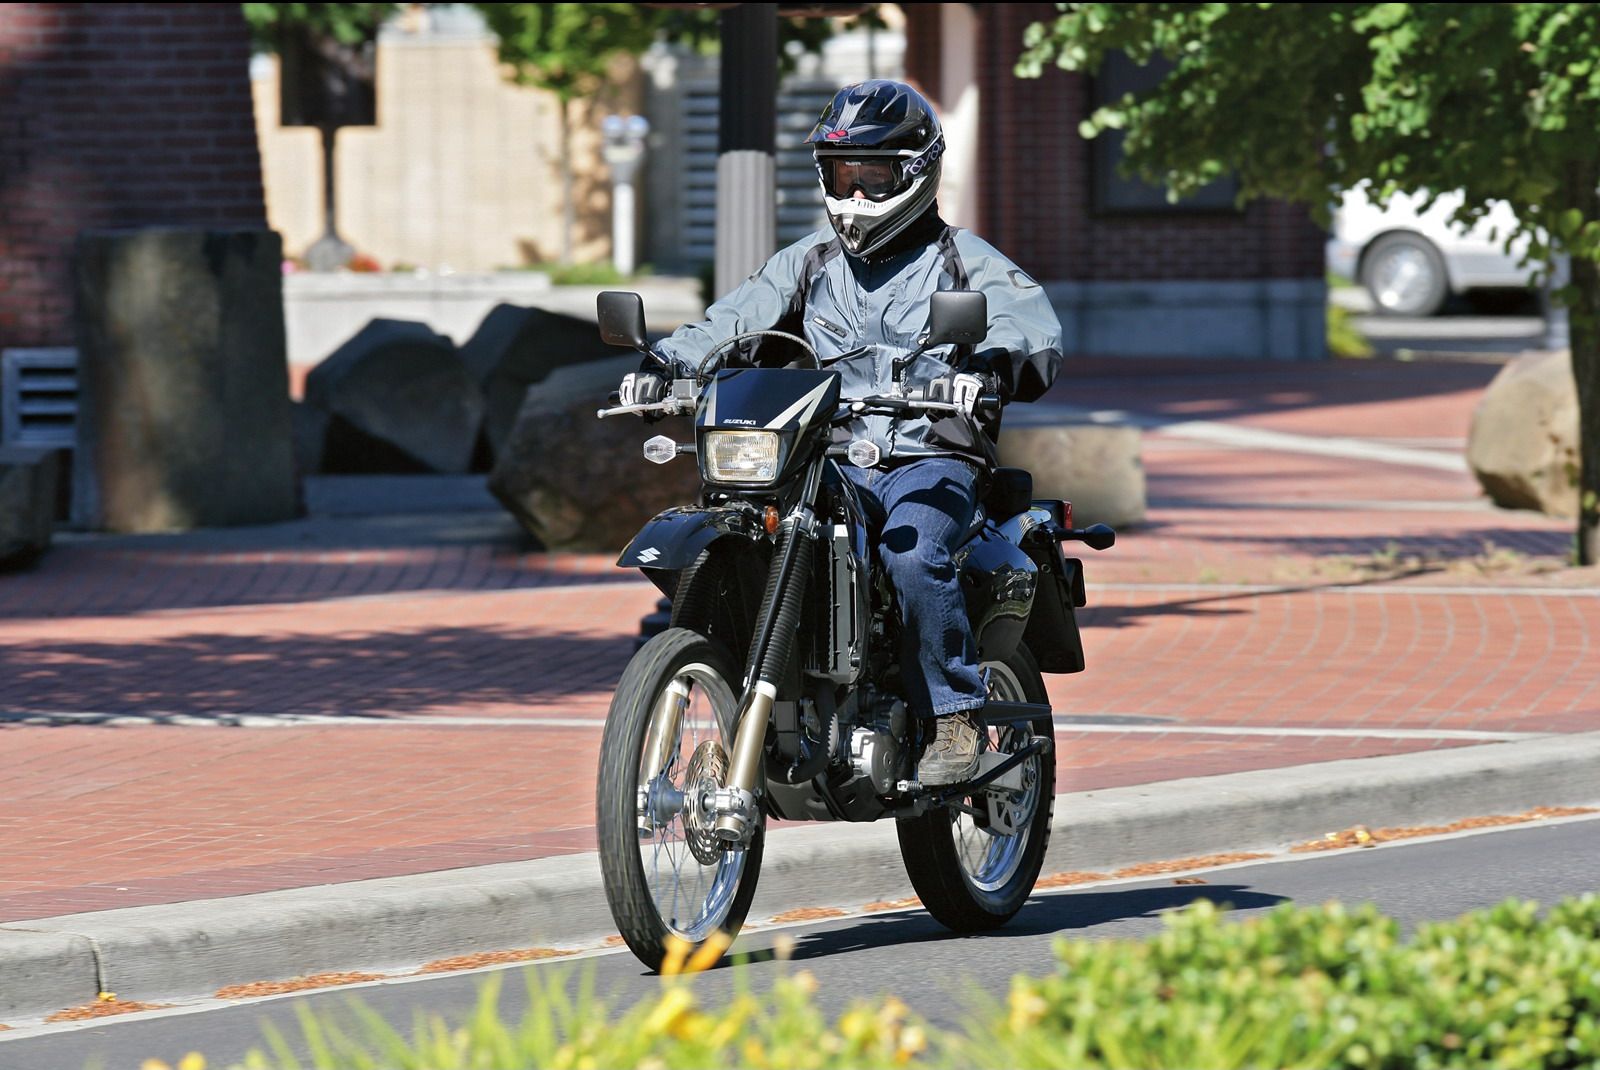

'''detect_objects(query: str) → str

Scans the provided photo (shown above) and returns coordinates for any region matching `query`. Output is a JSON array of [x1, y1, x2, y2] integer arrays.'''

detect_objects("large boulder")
[[460, 304, 620, 458], [305, 320, 484, 474], [1467, 349, 1580, 517], [998, 422, 1146, 528], [0, 447, 58, 569], [489, 355, 700, 551]]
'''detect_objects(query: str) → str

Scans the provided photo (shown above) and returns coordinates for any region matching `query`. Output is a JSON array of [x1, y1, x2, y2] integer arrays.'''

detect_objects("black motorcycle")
[[591, 289, 1114, 969]]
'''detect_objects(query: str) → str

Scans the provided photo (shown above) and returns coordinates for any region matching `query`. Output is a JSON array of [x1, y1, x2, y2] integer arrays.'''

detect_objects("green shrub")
[[1328, 301, 1375, 358], [228, 895, 1600, 1070]]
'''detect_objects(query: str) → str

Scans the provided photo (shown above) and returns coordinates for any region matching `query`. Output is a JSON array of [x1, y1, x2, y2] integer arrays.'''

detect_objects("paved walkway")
[[1, 356, 1593, 923]]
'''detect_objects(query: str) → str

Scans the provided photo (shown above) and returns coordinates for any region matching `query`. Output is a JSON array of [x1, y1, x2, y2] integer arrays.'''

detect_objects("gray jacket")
[[655, 220, 1064, 469]]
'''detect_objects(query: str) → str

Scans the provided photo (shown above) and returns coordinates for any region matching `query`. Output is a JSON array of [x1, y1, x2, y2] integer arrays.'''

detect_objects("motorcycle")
[[591, 289, 1114, 970]]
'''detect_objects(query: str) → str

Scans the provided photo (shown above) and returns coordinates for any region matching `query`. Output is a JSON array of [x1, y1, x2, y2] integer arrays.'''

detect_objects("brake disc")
[[683, 739, 730, 865]]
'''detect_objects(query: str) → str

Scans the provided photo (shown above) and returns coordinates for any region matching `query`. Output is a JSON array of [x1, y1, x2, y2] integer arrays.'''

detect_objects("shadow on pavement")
[[705, 884, 1291, 973], [0, 625, 631, 722]]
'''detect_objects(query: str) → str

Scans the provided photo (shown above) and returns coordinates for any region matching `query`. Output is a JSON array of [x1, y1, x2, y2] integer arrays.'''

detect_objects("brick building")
[[0, 3, 266, 351], [903, 3, 1327, 360]]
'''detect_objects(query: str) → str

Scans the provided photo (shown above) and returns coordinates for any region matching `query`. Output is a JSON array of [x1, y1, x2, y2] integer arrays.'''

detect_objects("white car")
[[1326, 188, 1534, 316]]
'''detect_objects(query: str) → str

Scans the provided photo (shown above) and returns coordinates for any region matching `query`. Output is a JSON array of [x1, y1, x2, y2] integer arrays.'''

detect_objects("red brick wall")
[[972, 3, 1324, 283], [0, 3, 267, 348]]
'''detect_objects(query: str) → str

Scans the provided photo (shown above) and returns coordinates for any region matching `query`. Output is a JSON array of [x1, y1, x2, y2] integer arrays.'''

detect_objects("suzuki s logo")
[[638, 547, 661, 564]]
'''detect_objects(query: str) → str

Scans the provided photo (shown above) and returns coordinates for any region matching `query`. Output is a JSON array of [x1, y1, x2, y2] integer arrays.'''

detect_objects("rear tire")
[[597, 628, 763, 970], [896, 643, 1055, 932]]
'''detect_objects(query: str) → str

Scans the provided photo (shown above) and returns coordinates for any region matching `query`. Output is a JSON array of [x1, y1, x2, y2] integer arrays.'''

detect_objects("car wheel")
[[1361, 231, 1450, 317]]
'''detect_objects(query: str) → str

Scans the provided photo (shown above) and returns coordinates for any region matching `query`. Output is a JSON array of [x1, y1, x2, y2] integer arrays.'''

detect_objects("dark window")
[[1089, 52, 1240, 215]]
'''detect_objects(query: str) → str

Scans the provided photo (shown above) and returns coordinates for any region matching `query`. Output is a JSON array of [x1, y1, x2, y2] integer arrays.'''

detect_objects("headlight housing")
[[701, 430, 781, 484]]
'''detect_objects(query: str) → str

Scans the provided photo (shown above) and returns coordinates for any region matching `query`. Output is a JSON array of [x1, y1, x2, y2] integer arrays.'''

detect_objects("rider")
[[619, 79, 1063, 786]]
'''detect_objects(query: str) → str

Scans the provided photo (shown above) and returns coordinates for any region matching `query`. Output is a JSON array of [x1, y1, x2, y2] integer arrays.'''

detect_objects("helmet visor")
[[818, 156, 901, 201]]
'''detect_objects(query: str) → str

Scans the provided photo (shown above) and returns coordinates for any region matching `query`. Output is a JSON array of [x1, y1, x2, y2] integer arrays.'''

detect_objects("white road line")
[[1095, 582, 1600, 598], [0, 710, 1542, 741]]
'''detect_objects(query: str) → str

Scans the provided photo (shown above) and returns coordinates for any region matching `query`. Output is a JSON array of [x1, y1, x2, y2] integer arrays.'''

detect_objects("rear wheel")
[[896, 643, 1055, 931], [597, 628, 762, 970], [1362, 231, 1450, 317]]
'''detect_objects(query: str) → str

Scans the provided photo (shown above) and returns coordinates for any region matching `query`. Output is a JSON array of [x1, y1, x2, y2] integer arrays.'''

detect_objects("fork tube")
[[716, 460, 823, 841], [642, 677, 692, 780]]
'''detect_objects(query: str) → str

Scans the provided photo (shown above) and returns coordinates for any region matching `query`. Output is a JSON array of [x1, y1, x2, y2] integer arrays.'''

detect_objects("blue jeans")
[[842, 458, 987, 718]]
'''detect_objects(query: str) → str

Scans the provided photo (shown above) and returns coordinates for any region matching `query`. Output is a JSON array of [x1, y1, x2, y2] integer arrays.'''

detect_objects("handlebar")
[[836, 393, 1002, 421]]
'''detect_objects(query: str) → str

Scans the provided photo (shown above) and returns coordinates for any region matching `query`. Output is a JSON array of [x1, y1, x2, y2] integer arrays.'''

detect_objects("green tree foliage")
[[240, 2, 399, 51], [1017, 3, 1600, 564], [475, 3, 875, 265]]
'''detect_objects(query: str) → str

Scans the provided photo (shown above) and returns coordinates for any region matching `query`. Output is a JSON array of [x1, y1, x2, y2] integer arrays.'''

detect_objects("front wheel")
[[597, 628, 763, 970], [896, 642, 1055, 931]]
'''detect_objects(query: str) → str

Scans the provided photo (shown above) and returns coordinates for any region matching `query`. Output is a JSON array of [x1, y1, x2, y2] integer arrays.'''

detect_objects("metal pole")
[[306, 125, 354, 272], [714, 2, 778, 299], [613, 181, 637, 277]]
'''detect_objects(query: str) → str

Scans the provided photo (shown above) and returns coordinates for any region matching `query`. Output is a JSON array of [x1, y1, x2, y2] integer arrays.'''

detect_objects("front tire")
[[597, 628, 763, 970], [896, 643, 1055, 932]]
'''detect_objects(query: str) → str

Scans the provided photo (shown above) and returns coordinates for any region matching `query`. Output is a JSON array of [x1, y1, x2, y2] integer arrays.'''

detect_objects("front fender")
[[618, 506, 762, 573]]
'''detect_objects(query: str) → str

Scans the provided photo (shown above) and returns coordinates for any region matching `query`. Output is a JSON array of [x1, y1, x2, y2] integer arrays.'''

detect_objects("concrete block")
[[304, 319, 484, 474], [998, 422, 1145, 528], [0, 446, 58, 569], [73, 228, 298, 531]]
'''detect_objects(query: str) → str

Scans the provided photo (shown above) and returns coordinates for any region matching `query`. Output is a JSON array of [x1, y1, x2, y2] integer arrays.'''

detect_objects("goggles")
[[817, 156, 901, 201], [815, 137, 943, 202]]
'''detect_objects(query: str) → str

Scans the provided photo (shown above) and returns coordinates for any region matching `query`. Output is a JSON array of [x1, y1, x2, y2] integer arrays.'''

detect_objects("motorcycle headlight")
[[701, 430, 781, 484]]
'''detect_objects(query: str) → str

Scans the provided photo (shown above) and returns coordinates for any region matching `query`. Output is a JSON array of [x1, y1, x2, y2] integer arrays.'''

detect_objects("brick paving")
[[0, 356, 1593, 924]]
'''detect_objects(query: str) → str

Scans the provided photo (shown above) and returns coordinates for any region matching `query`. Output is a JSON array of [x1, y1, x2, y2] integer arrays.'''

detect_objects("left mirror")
[[597, 291, 648, 349]]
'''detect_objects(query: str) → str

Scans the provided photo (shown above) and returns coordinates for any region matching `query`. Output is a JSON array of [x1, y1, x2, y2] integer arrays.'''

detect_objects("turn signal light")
[[763, 505, 780, 534]]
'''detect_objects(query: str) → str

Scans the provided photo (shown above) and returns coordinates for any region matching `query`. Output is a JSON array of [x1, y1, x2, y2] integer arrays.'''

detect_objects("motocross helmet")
[[804, 79, 944, 258]]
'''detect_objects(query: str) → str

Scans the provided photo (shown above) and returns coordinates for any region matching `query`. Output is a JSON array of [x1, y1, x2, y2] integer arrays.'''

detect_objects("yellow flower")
[[179, 1057, 206, 1070], [98, 992, 117, 1003], [660, 934, 692, 977], [896, 1024, 928, 1064], [742, 1038, 769, 1068], [791, 969, 819, 996], [1008, 986, 1049, 1033], [643, 986, 695, 1036], [683, 929, 733, 974]]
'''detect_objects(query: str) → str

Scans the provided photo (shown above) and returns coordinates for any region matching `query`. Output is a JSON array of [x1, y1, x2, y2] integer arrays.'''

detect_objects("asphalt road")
[[8, 815, 1599, 1070]]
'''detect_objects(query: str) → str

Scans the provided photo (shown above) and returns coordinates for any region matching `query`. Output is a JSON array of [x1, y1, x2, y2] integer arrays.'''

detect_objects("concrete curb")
[[4, 732, 1599, 1022]]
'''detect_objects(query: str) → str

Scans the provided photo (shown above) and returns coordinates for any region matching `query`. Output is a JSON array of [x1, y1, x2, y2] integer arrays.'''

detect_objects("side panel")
[[958, 527, 1037, 664]]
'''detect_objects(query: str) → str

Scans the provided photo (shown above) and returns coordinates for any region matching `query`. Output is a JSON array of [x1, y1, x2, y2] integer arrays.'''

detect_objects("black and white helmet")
[[804, 80, 944, 258]]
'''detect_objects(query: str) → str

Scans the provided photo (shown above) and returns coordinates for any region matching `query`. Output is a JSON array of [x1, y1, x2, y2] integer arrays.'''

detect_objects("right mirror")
[[597, 291, 648, 349], [925, 290, 988, 348]]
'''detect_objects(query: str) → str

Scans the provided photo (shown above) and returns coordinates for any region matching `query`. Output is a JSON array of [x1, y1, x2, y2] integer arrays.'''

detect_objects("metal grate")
[[1, 347, 78, 449]]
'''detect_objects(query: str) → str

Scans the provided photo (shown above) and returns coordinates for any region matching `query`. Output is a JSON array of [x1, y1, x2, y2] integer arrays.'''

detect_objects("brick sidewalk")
[[1, 357, 1593, 924]]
